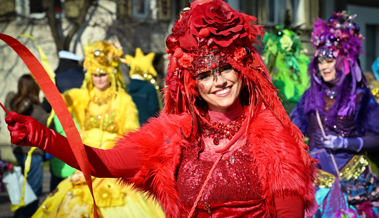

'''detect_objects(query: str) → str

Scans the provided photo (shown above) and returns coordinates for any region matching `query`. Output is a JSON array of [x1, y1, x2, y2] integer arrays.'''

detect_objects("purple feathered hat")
[[304, 12, 365, 125], [311, 12, 364, 84], [312, 12, 363, 59]]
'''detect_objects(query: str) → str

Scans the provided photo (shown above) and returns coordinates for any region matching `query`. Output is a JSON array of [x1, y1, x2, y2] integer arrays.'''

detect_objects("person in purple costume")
[[290, 12, 379, 217]]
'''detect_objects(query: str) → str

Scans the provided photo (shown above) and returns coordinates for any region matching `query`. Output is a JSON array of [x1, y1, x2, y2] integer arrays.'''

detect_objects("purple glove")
[[323, 135, 363, 152]]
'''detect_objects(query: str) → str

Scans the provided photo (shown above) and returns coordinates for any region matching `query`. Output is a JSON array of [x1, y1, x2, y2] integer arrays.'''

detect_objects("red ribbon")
[[0, 102, 9, 115], [0, 33, 98, 217]]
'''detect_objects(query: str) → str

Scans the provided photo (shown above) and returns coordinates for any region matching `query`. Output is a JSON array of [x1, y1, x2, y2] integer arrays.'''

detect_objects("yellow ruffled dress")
[[33, 88, 164, 218]]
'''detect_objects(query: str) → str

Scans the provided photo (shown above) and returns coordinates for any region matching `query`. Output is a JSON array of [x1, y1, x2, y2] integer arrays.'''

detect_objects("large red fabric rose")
[[167, 11, 192, 52], [188, 0, 250, 47], [178, 29, 198, 51], [178, 53, 194, 68]]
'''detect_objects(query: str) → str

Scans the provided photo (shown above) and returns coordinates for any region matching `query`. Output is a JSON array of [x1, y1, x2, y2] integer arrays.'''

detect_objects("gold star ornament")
[[125, 48, 157, 78]]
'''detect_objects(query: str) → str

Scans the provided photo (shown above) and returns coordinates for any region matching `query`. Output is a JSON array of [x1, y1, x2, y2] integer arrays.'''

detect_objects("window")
[[158, 0, 171, 21], [224, 0, 240, 11], [0, 0, 16, 22], [30, 0, 44, 13], [132, 0, 149, 19], [266, 0, 278, 25], [15, 0, 46, 19]]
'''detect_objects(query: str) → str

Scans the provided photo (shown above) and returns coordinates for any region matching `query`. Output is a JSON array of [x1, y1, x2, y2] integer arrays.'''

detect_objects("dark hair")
[[11, 74, 41, 114]]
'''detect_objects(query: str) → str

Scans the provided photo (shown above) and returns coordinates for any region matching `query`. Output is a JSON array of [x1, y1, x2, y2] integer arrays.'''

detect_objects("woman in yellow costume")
[[33, 40, 164, 218]]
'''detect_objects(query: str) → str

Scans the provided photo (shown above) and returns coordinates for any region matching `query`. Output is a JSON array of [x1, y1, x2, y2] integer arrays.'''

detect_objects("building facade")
[[0, 0, 378, 150]]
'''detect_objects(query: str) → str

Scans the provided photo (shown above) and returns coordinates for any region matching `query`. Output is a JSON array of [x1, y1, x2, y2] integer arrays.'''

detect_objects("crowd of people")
[[1, 0, 379, 217]]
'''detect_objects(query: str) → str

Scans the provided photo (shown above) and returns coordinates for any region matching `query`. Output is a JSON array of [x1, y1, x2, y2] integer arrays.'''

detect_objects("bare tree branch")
[[43, 0, 63, 51], [63, 0, 95, 50], [43, 0, 96, 52]]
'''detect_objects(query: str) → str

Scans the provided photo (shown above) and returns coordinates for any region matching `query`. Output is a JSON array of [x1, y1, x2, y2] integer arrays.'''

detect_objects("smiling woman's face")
[[92, 73, 110, 91], [196, 67, 242, 112], [318, 57, 337, 83]]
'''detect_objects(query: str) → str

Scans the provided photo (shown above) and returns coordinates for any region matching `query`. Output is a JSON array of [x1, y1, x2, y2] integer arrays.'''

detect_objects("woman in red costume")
[[5, 0, 315, 217]]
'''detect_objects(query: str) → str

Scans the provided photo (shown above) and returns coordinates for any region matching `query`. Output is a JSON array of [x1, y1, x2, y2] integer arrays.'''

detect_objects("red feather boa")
[[116, 107, 316, 217]]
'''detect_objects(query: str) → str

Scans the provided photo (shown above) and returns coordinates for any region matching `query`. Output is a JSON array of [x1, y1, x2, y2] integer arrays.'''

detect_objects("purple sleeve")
[[361, 131, 379, 152], [290, 91, 310, 137]]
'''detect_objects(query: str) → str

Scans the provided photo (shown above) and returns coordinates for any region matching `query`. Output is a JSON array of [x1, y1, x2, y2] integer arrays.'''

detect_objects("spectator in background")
[[41, 50, 84, 113], [54, 50, 84, 93], [0, 151, 13, 192], [5, 74, 49, 217], [47, 50, 84, 191], [126, 48, 160, 125], [371, 57, 379, 102]]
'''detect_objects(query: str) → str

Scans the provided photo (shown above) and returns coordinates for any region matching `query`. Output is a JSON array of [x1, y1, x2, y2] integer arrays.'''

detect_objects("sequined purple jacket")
[[290, 87, 379, 174]]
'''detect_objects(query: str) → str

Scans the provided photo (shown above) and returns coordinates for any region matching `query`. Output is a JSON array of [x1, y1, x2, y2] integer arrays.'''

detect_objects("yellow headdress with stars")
[[82, 40, 125, 91], [125, 48, 157, 82]]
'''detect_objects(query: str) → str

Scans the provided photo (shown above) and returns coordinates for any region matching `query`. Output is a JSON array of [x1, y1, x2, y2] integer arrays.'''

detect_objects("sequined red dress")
[[176, 106, 261, 217], [177, 140, 265, 217], [42, 103, 315, 217]]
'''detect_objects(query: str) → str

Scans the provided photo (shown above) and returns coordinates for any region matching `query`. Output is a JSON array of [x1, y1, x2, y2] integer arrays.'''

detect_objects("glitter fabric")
[[192, 50, 229, 75], [177, 142, 263, 215]]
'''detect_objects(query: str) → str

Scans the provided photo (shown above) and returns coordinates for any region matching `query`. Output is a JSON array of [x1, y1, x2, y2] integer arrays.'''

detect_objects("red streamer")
[[0, 33, 98, 217], [0, 102, 9, 115]]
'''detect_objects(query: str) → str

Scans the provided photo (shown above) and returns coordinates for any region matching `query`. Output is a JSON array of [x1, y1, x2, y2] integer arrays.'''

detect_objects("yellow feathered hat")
[[82, 40, 125, 91]]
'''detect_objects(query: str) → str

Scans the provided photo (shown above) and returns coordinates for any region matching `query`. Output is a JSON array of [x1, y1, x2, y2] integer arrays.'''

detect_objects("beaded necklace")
[[324, 87, 337, 99], [202, 114, 246, 145]]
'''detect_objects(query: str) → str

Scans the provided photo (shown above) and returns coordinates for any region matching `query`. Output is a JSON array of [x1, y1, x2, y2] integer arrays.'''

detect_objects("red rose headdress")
[[163, 1, 308, 160], [161, 2, 315, 213], [163, 0, 265, 114]]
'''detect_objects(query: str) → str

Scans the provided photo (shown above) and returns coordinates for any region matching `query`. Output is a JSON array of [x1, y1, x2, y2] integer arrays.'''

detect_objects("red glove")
[[5, 111, 66, 150], [5, 111, 82, 170], [5, 111, 142, 178]]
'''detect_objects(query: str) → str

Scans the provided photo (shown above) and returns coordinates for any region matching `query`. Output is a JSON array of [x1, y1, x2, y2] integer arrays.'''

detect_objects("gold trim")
[[314, 155, 369, 188]]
